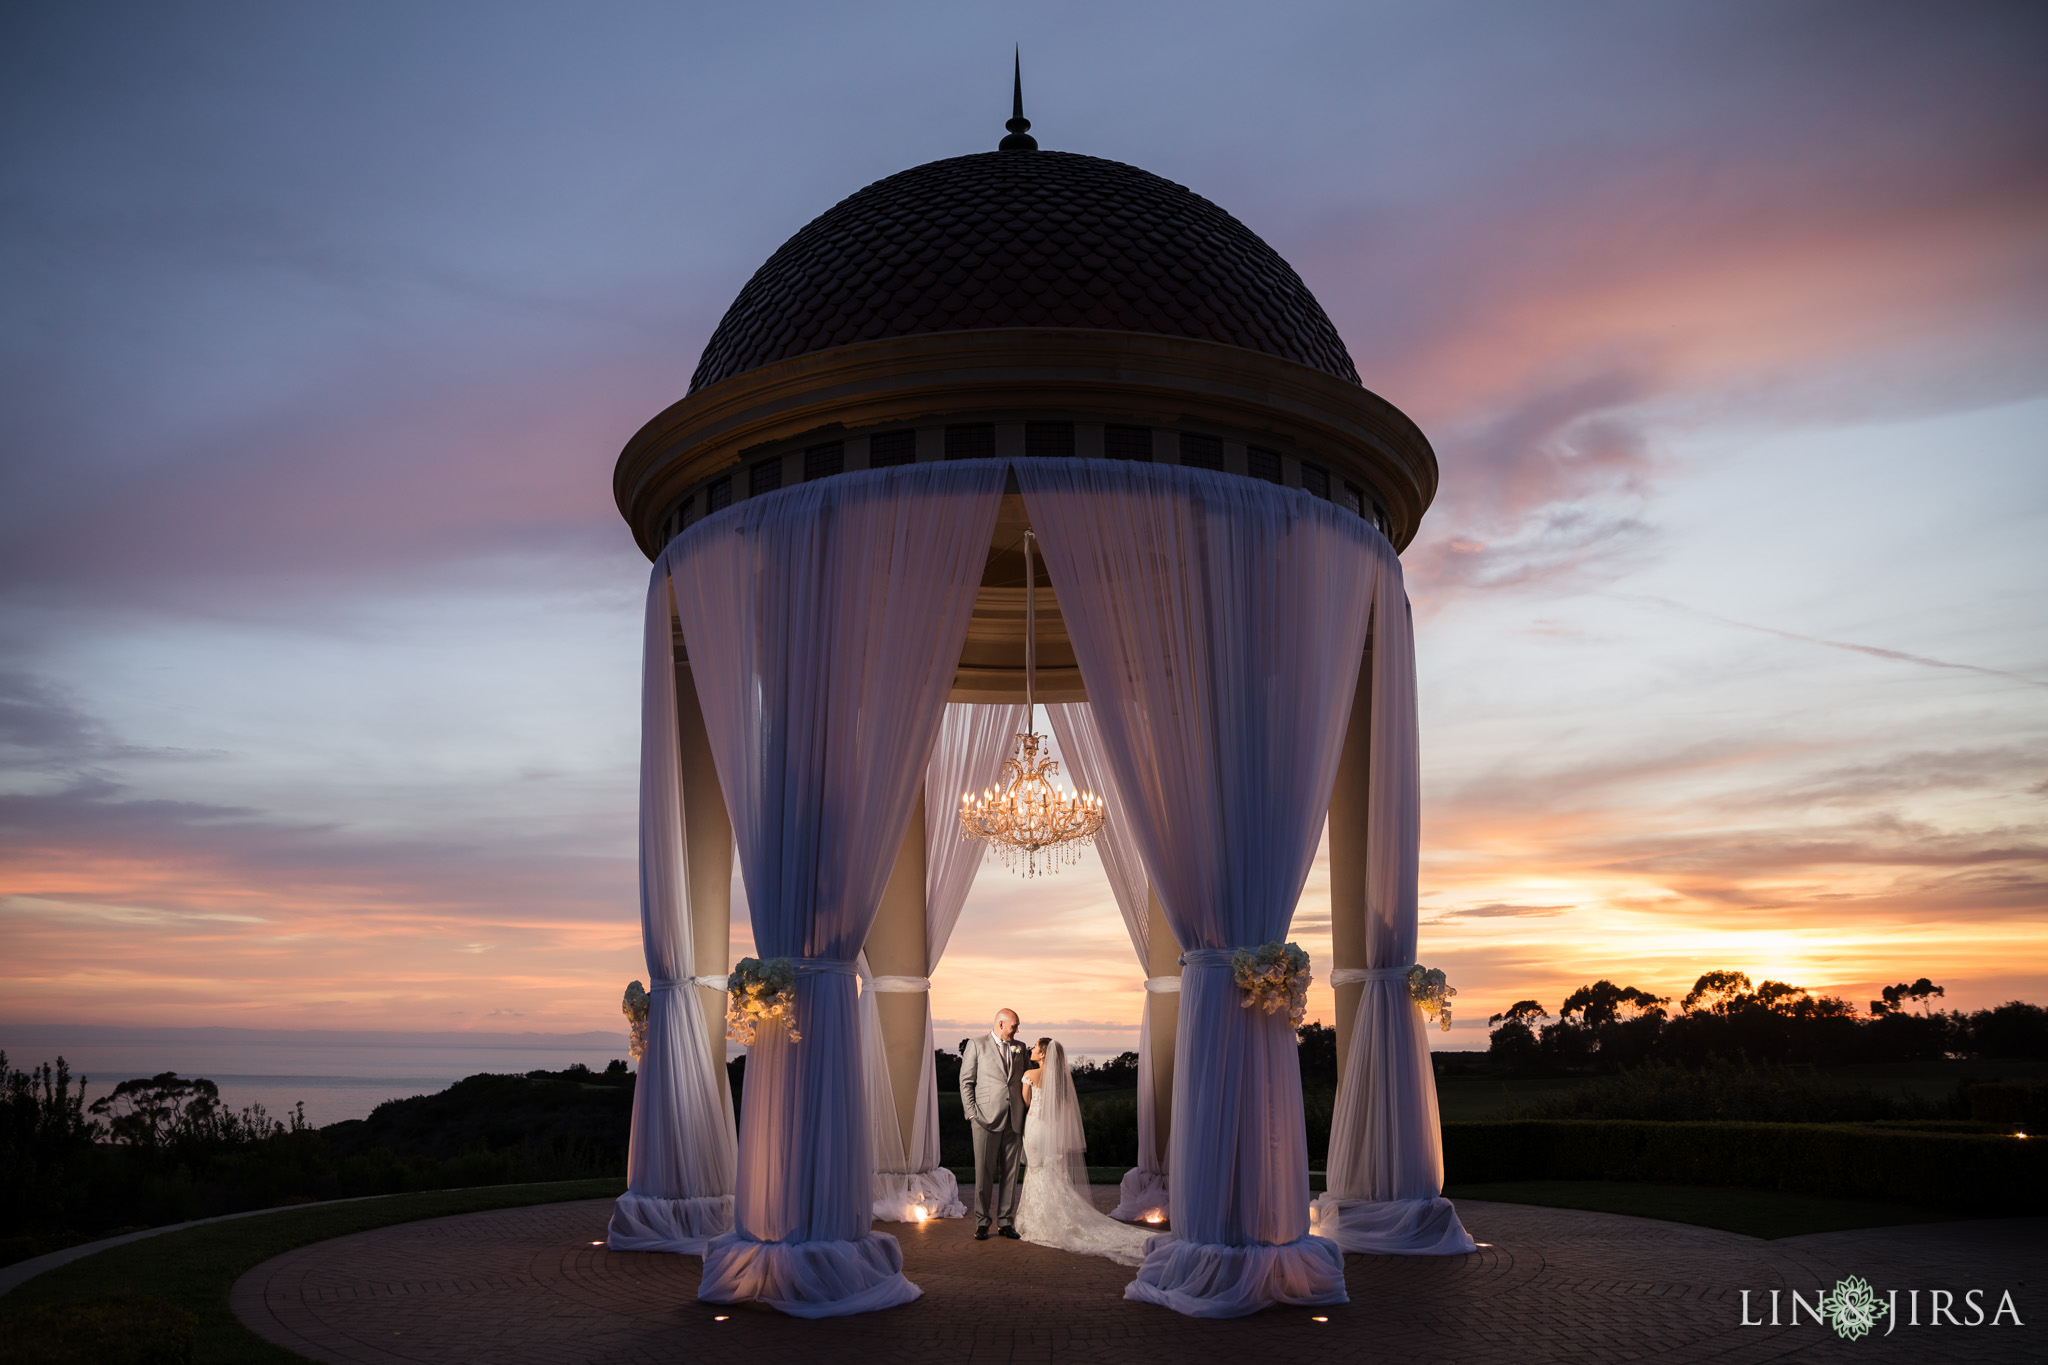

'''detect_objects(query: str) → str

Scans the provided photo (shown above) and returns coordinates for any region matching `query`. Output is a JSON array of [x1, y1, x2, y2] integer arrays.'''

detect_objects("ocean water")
[[1, 1024, 634, 1128]]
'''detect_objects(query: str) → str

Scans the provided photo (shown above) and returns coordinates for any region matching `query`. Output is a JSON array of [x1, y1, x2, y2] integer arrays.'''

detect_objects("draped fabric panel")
[[1313, 554, 1475, 1255], [1043, 704, 1148, 963], [856, 957, 961, 1220], [607, 561, 737, 1254], [861, 703, 1025, 1221], [926, 704, 1029, 967], [1018, 460, 1369, 1318], [1044, 702, 1168, 1220], [671, 461, 1007, 1317]]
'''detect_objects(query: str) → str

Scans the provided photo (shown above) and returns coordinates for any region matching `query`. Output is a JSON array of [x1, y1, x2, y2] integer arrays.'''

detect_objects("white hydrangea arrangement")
[[1408, 964, 1456, 1032], [621, 980, 650, 1062], [1232, 941, 1312, 1027], [726, 956, 801, 1046]]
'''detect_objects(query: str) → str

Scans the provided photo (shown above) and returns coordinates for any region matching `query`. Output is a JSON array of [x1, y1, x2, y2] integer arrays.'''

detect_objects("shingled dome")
[[687, 150, 1361, 394]]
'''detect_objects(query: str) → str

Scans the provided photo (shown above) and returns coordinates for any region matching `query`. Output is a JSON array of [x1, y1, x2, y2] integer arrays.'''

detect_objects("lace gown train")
[[1013, 1048, 1157, 1266]]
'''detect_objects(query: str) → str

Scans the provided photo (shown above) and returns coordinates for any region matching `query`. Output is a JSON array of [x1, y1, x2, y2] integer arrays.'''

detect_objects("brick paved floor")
[[231, 1190, 2043, 1364]]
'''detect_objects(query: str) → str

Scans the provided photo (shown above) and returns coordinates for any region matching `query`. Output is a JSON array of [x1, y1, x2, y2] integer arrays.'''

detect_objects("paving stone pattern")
[[687, 151, 1362, 395], [232, 1193, 2044, 1364]]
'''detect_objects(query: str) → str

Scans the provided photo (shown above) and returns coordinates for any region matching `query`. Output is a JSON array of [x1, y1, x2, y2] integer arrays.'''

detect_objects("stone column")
[[1327, 637, 1374, 1079], [677, 655, 734, 1099], [864, 787, 930, 1163], [1144, 885, 1180, 1159]]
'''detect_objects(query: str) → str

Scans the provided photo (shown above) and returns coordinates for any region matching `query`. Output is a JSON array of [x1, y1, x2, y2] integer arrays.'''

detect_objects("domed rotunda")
[[608, 84, 1465, 1324]]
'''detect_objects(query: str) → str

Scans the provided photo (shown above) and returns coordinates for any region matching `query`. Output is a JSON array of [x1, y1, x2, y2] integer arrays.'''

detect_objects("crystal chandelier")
[[959, 530, 1106, 877]]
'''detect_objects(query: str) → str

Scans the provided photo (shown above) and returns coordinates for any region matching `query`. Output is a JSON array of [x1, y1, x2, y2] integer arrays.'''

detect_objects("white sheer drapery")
[[1043, 704, 1148, 960], [862, 703, 1025, 1222], [1020, 460, 1366, 1318], [856, 956, 961, 1220], [1045, 702, 1168, 1221], [1312, 556, 1476, 1256], [672, 461, 1006, 1317], [607, 560, 737, 1254], [927, 704, 1029, 966]]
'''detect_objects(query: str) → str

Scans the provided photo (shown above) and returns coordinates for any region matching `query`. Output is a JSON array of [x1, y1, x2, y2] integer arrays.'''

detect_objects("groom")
[[959, 1007, 1030, 1240]]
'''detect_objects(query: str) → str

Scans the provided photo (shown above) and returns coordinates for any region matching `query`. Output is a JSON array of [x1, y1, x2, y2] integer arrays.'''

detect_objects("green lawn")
[[1442, 1179, 1954, 1240], [0, 1178, 624, 1365], [1433, 1072, 1585, 1121], [1433, 1057, 2048, 1123]]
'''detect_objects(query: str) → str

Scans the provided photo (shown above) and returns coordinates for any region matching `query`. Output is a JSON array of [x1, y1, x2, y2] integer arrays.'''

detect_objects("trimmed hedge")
[[1443, 1120, 2046, 1212], [0, 1292, 195, 1365]]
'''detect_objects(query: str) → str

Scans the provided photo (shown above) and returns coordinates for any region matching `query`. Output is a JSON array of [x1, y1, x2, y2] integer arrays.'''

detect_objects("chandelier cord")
[[1023, 530, 1036, 716], [956, 524, 1105, 876]]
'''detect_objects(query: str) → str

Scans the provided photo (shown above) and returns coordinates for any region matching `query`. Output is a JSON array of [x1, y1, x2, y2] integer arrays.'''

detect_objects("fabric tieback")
[[692, 975, 729, 990], [648, 979, 685, 993], [1143, 976, 1182, 993], [791, 957, 858, 976], [867, 975, 930, 993], [1177, 948, 1238, 969], [1329, 965, 1415, 987]]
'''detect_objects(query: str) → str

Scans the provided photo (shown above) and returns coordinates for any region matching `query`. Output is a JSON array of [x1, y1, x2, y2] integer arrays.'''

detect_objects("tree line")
[[1482, 972, 2048, 1073]]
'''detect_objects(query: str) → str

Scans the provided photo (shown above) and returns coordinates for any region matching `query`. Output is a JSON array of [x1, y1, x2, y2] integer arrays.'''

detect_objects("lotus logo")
[[1819, 1277, 1885, 1341], [1740, 1277, 2023, 1336]]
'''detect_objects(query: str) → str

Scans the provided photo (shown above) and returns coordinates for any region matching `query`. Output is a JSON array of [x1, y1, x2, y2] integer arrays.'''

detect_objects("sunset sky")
[[3, 1, 2044, 1061]]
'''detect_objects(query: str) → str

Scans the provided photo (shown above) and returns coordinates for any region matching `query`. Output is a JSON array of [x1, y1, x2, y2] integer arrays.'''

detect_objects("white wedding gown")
[[1014, 1043, 1158, 1266]]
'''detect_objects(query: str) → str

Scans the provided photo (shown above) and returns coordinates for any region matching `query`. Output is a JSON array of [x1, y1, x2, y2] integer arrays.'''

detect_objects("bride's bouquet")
[[1232, 941, 1312, 1026], [726, 957, 801, 1045], [1409, 964, 1456, 1031]]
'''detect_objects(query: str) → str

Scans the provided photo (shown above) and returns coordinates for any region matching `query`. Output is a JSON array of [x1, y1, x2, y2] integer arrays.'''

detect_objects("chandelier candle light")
[[959, 530, 1106, 876]]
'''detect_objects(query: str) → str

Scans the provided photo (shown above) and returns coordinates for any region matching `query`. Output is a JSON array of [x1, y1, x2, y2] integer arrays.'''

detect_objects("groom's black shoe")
[[974, 1225, 990, 1241], [998, 1226, 1020, 1239]]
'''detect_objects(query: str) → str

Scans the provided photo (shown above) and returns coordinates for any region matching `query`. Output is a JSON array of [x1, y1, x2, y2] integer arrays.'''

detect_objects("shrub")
[[1970, 1002, 2048, 1059], [1507, 1060, 1955, 1123], [0, 1292, 195, 1365], [1487, 1019, 1542, 1074], [1079, 1092, 1137, 1168], [1443, 1120, 2046, 1212], [1303, 1083, 1334, 1165], [1967, 1080, 2048, 1130]]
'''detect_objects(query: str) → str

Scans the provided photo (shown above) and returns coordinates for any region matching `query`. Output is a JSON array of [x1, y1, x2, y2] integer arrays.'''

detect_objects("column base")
[[871, 1168, 965, 1221], [1309, 1194, 1476, 1255], [1123, 1231, 1346, 1318], [1109, 1166, 1170, 1223], [604, 1191, 733, 1255], [699, 1230, 922, 1318]]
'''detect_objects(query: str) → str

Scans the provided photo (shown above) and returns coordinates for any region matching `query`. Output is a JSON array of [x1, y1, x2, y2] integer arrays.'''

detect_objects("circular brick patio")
[[231, 1193, 2042, 1363]]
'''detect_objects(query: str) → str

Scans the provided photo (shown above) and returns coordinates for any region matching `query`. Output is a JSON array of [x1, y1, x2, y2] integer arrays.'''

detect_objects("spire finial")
[[1000, 47, 1037, 151]]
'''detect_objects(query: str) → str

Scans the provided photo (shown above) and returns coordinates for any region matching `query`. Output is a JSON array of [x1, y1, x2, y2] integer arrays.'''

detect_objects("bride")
[[1015, 1038, 1157, 1266]]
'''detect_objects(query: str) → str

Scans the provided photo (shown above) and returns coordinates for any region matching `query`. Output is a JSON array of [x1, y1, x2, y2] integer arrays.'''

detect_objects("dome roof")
[[687, 150, 1361, 394]]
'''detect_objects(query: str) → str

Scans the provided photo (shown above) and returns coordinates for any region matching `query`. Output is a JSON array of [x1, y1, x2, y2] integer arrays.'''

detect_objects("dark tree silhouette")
[[1682, 970, 1753, 1014], [1560, 980, 1670, 1026], [1871, 978, 1946, 1016], [1488, 1000, 1550, 1026]]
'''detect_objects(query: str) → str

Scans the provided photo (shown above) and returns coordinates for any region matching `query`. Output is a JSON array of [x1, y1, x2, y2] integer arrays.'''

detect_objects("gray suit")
[[959, 1032, 1029, 1228]]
